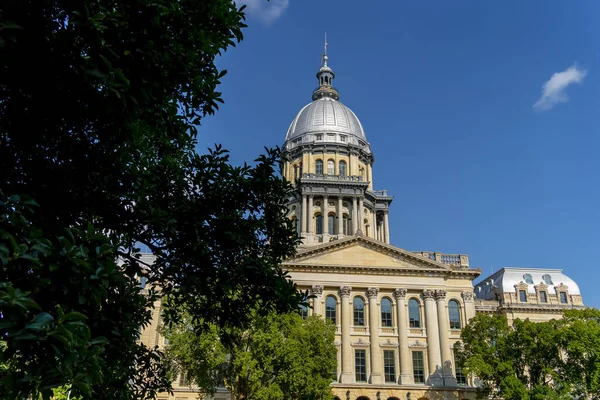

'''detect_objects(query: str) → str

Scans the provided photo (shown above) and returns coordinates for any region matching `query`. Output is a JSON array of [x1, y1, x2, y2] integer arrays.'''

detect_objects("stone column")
[[301, 194, 307, 234], [358, 197, 364, 233], [367, 287, 383, 384], [352, 197, 358, 234], [371, 210, 377, 239], [311, 285, 324, 316], [307, 195, 314, 234], [436, 290, 455, 384], [323, 195, 329, 237], [394, 289, 413, 384], [462, 291, 476, 323], [337, 197, 344, 236], [423, 289, 442, 380], [384, 210, 390, 243], [340, 286, 353, 383]]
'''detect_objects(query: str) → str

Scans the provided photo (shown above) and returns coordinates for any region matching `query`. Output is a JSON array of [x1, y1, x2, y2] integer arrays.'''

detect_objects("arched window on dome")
[[409, 298, 421, 328], [449, 300, 461, 329], [343, 214, 350, 235], [328, 213, 335, 235], [359, 167, 365, 180], [315, 159, 323, 175], [327, 159, 335, 175], [339, 160, 347, 176], [315, 214, 323, 234]]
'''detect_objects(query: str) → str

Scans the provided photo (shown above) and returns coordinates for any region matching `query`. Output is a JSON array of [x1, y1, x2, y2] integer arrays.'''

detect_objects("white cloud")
[[236, 0, 289, 25], [533, 64, 588, 111]]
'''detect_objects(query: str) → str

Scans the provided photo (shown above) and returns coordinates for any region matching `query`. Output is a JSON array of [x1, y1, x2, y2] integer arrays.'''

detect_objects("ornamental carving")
[[435, 290, 447, 301], [367, 287, 379, 299], [339, 286, 352, 298], [333, 340, 342, 346], [461, 290, 475, 301], [554, 283, 569, 292], [351, 337, 370, 347], [408, 339, 428, 348], [379, 338, 399, 347], [393, 288, 407, 300], [310, 285, 324, 297], [422, 289, 435, 300]]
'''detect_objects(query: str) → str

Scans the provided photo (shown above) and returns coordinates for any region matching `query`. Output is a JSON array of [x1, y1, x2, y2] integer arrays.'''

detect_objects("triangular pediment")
[[284, 235, 451, 271]]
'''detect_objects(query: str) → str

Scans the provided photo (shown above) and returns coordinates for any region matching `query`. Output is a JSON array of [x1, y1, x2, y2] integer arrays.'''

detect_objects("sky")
[[196, 1, 600, 307]]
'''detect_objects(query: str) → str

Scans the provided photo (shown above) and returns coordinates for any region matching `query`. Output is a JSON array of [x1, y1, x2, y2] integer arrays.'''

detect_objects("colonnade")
[[309, 285, 476, 385]]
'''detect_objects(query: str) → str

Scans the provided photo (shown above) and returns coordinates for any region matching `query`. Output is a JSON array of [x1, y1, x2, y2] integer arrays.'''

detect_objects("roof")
[[475, 267, 581, 298]]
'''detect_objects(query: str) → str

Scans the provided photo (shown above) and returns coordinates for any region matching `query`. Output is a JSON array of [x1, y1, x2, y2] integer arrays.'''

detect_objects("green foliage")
[[1, 0, 303, 398], [163, 312, 337, 400], [455, 310, 600, 399]]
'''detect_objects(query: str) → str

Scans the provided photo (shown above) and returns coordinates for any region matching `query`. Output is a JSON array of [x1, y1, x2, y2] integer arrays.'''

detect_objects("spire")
[[312, 33, 339, 101]]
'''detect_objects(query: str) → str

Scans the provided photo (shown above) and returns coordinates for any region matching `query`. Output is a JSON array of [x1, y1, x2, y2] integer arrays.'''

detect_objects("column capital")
[[339, 286, 352, 298], [422, 289, 436, 301], [310, 285, 324, 297], [394, 288, 407, 300], [366, 287, 379, 299], [461, 290, 475, 301], [434, 290, 447, 301]]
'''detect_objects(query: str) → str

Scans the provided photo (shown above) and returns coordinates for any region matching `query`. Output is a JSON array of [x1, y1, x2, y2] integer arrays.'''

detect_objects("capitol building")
[[142, 48, 585, 400]]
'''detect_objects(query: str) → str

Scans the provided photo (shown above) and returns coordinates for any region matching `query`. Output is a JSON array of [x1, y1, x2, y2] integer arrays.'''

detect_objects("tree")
[[1, 0, 303, 398], [455, 310, 600, 400], [163, 312, 337, 400]]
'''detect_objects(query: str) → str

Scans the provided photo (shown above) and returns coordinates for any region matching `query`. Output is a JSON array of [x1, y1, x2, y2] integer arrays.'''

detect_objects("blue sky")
[[196, 1, 600, 307]]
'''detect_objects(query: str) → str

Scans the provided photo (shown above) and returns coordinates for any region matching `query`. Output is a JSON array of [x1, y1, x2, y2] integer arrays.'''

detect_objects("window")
[[343, 215, 349, 235], [316, 134, 323, 141], [560, 292, 568, 304], [539, 291, 548, 303], [359, 167, 365, 179], [327, 159, 335, 175], [523, 273, 533, 284], [315, 214, 323, 234], [340, 135, 347, 142], [353, 297, 365, 326], [542, 274, 553, 285], [339, 160, 347, 176], [381, 298, 392, 327], [519, 290, 527, 302], [448, 300, 461, 330], [383, 350, 396, 383], [328, 214, 335, 235], [412, 351, 425, 383], [291, 216, 298, 234], [409, 298, 421, 328], [139, 276, 147, 289], [326, 296, 337, 324], [315, 159, 323, 174], [454, 348, 467, 385], [299, 304, 308, 319], [179, 373, 189, 387], [355, 350, 367, 382]]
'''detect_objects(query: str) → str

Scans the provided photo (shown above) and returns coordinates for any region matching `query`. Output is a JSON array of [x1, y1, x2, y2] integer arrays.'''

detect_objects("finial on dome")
[[313, 34, 339, 101], [322, 32, 328, 67]]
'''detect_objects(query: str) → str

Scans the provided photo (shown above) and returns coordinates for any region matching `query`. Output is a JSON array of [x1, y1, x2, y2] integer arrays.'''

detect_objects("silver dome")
[[285, 97, 366, 141]]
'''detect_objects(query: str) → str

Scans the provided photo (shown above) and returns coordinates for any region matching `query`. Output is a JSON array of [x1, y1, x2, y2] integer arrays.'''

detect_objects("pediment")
[[285, 235, 450, 271]]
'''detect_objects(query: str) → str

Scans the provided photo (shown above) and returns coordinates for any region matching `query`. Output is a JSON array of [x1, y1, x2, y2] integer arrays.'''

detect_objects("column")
[[311, 285, 324, 316], [323, 195, 329, 237], [301, 194, 307, 234], [384, 210, 390, 243], [340, 286, 353, 383], [352, 197, 358, 234], [423, 289, 442, 380], [367, 287, 383, 384], [462, 291, 476, 323], [307, 195, 314, 233], [358, 197, 364, 234], [394, 288, 413, 384], [435, 290, 455, 384], [337, 197, 344, 236], [370, 210, 376, 239]]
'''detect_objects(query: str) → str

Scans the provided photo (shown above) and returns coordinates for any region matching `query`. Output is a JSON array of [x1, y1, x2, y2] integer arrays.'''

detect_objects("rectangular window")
[[381, 309, 392, 327], [560, 292, 568, 304], [519, 290, 527, 302], [179, 373, 188, 387], [539, 291, 548, 303], [412, 351, 425, 383], [355, 350, 367, 382], [316, 134, 322, 141], [340, 135, 347, 142], [455, 365, 467, 385], [383, 350, 396, 383]]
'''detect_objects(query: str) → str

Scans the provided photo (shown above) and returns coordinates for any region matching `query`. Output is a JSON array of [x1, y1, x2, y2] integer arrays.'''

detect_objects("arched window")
[[325, 296, 337, 324], [315, 214, 323, 234], [290, 216, 298, 234], [409, 298, 421, 328], [299, 304, 308, 319], [328, 214, 335, 235], [542, 274, 553, 285], [359, 167, 365, 180], [353, 297, 365, 326], [523, 273, 533, 284], [448, 300, 461, 329], [339, 160, 347, 176], [327, 159, 335, 175], [343, 215, 349, 235], [315, 159, 323, 175], [381, 298, 392, 327]]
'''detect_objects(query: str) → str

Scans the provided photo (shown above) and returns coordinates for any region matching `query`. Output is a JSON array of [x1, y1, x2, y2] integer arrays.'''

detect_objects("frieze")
[[339, 286, 352, 298], [366, 287, 379, 299], [394, 288, 407, 300], [310, 285, 324, 297]]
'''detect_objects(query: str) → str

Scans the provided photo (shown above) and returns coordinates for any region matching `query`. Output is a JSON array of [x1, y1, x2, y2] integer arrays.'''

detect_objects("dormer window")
[[519, 290, 527, 302], [539, 291, 548, 303], [523, 273, 533, 284], [560, 292, 568, 304], [542, 274, 553, 285]]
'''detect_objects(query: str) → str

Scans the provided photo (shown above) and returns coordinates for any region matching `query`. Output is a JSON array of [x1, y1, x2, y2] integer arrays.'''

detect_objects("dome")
[[285, 97, 366, 141]]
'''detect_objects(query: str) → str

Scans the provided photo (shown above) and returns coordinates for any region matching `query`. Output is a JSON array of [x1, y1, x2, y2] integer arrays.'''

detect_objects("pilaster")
[[423, 289, 442, 382]]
